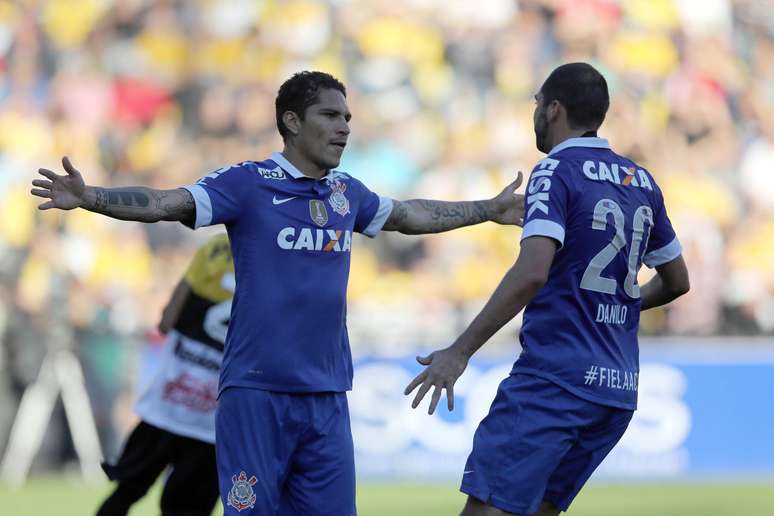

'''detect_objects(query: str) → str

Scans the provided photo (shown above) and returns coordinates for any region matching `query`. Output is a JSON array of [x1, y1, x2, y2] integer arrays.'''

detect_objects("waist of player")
[[526, 300, 637, 327]]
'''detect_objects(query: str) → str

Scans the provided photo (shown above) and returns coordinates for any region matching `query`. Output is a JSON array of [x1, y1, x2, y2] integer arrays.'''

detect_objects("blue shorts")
[[216, 388, 355, 516], [461, 373, 633, 515]]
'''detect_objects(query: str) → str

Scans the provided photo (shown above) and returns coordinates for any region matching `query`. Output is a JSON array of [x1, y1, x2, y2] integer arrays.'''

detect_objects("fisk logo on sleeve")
[[527, 158, 560, 218]]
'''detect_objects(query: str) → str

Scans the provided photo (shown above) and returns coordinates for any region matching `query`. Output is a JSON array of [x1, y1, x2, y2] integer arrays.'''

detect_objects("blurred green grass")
[[0, 477, 772, 515]]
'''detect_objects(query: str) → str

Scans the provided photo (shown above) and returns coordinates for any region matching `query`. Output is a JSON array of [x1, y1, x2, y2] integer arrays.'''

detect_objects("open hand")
[[31, 156, 86, 210], [490, 171, 525, 226], [404, 345, 470, 415]]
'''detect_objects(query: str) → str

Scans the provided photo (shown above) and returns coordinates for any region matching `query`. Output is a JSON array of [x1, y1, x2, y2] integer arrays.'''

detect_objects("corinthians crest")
[[327, 179, 350, 216], [228, 471, 257, 512]]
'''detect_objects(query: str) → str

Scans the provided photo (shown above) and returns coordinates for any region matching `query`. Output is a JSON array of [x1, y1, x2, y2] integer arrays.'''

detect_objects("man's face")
[[533, 91, 551, 154], [295, 88, 351, 170]]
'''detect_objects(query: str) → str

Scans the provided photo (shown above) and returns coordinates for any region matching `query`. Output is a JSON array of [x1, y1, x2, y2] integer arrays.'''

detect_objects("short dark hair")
[[275, 71, 347, 139], [540, 63, 609, 130]]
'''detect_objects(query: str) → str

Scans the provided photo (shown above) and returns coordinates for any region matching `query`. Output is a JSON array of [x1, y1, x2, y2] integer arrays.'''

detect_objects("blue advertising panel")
[[350, 345, 774, 480]]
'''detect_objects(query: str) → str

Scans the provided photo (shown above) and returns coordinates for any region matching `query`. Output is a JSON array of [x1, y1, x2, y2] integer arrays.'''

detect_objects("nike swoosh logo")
[[272, 196, 297, 205], [463, 470, 475, 475]]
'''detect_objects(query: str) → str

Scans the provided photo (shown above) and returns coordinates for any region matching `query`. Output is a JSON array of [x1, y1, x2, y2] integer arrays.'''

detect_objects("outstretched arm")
[[404, 236, 557, 414], [382, 172, 524, 234], [31, 157, 195, 227]]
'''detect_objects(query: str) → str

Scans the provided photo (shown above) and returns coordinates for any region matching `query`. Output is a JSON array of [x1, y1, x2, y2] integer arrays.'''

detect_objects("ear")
[[282, 111, 301, 136], [546, 100, 562, 123]]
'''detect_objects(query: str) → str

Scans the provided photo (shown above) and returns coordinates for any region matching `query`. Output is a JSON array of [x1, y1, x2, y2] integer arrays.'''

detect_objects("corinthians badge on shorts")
[[227, 471, 257, 512], [328, 179, 350, 216], [310, 199, 328, 227]]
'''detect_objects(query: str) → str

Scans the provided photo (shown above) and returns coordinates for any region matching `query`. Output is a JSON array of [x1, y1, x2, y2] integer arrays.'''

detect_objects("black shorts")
[[101, 421, 218, 514]]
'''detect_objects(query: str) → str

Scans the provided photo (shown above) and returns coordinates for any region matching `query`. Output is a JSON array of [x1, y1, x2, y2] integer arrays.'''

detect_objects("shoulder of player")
[[328, 169, 353, 182], [617, 158, 663, 195], [528, 152, 576, 182], [536, 150, 661, 193], [230, 159, 291, 181], [328, 170, 375, 193]]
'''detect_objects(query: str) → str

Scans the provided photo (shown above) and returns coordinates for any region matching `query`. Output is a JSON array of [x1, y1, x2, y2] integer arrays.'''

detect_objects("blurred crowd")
[[0, 0, 773, 466]]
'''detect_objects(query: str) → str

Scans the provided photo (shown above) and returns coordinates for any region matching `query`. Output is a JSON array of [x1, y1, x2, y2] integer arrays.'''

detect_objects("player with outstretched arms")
[[405, 63, 690, 516], [97, 233, 233, 516], [31, 71, 525, 515]]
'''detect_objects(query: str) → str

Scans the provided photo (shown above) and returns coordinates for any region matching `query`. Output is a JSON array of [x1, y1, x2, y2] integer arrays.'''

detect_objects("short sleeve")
[[183, 164, 247, 228], [643, 186, 682, 268], [520, 157, 571, 247], [351, 179, 393, 237]]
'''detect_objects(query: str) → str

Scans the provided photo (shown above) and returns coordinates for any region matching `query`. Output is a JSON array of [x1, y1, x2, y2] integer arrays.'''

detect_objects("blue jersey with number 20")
[[513, 137, 681, 410]]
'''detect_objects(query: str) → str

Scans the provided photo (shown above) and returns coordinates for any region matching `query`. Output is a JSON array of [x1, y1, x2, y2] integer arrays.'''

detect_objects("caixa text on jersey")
[[277, 227, 353, 252]]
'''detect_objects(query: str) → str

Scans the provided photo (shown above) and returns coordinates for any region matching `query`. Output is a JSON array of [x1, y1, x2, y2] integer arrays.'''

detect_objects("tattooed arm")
[[382, 172, 524, 235], [82, 186, 195, 226], [31, 157, 195, 227], [382, 199, 494, 234]]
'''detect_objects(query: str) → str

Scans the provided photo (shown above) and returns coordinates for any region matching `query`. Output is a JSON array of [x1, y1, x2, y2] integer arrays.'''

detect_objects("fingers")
[[428, 385, 442, 415], [414, 382, 455, 414], [505, 170, 523, 191], [416, 354, 433, 366], [30, 188, 53, 198], [513, 170, 523, 189], [62, 156, 79, 175], [32, 179, 53, 189], [38, 168, 59, 181], [404, 370, 427, 396], [38, 201, 55, 210], [412, 381, 433, 409]]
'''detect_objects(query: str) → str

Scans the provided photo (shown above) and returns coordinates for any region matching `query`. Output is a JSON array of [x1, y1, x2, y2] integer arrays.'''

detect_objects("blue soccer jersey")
[[184, 152, 393, 394], [513, 137, 681, 409]]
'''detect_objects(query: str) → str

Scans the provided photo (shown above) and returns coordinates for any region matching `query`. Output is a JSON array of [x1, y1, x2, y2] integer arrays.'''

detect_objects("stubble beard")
[[535, 113, 550, 154]]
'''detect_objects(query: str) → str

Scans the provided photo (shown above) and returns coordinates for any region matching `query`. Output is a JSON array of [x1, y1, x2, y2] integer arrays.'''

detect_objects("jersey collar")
[[548, 137, 610, 157], [270, 151, 345, 181]]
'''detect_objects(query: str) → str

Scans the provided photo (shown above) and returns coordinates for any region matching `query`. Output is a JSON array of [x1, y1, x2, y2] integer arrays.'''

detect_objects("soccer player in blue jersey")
[[405, 62, 690, 516], [31, 71, 524, 515]]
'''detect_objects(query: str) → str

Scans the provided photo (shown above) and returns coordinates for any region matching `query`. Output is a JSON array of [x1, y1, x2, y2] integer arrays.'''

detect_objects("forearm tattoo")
[[87, 187, 194, 224], [94, 187, 110, 212], [385, 199, 493, 234]]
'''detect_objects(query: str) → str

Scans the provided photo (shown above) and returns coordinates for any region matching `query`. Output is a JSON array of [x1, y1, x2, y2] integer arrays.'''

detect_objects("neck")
[[548, 127, 597, 152], [281, 144, 327, 179]]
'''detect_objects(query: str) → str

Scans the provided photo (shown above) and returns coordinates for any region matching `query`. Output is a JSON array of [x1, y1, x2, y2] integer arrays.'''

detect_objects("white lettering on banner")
[[350, 360, 693, 479], [618, 363, 692, 454], [276, 227, 352, 252], [348, 364, 413, 454], [401, 368, 480, 454], [350, 363, 511, 456]]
